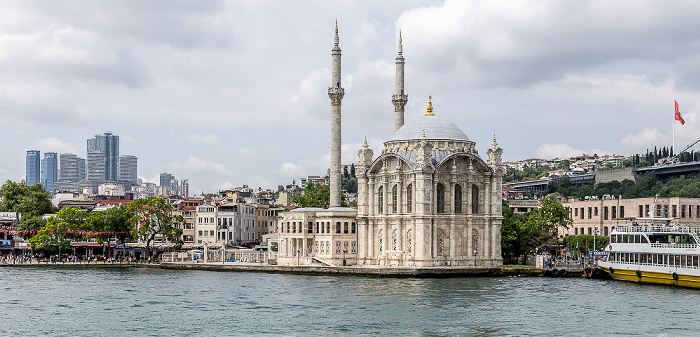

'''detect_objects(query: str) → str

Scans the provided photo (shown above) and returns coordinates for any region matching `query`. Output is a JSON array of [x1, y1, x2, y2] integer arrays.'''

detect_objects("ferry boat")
[[598, 217, 700, 288]]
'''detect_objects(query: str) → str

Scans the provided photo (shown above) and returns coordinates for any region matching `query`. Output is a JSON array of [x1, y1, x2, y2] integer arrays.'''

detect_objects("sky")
[[2, 0, 700, 194]]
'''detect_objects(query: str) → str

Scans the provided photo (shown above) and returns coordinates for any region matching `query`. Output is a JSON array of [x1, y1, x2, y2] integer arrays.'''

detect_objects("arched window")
[[378, 186, 384, 214], [406, 184, 413, 213], [471, 185, 479, 214], [392, 185, 398, 213], [436, 183, 445, 214], [454, 184, 462, 214]]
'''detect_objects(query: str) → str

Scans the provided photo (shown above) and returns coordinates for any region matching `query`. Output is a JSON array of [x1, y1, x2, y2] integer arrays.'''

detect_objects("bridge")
[[637, 161, 700, 181]]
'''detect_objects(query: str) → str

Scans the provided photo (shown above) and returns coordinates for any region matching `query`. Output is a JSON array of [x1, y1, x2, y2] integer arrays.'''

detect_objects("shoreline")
[[1, 261, 548, 278]]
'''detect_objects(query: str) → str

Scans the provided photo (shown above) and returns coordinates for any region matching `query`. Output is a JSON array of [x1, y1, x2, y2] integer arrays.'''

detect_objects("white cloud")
[[619, 128, 669, 152], [169, 156, 233, 178], [28, 138, 78, 155], [186, 133, 217, 145]]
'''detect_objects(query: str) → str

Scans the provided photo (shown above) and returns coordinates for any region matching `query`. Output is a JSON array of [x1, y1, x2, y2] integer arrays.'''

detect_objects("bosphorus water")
[[2, 267, 698, 336]]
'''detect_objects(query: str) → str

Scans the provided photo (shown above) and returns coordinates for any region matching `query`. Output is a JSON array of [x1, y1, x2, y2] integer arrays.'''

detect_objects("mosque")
[[277, 24, 504, 268]]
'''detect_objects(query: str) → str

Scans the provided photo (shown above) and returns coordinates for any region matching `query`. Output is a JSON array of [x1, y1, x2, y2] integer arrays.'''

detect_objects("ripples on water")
[[1, 267, 698, 336]]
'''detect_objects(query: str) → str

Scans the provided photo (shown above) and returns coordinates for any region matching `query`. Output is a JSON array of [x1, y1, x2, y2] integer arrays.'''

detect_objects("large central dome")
[[391, 114, 469, 141]]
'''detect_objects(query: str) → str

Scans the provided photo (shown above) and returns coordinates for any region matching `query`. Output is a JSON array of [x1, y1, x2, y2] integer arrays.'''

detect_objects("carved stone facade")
[[355, 101, 505, 267]]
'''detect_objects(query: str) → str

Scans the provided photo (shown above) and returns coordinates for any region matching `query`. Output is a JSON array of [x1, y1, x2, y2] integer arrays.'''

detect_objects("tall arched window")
[[471, 185, 479, 214], [392, 185, 398, 213], [378, 186, 384, 214], [436, 183, 445, 213], [406, 184, 413, 213], [454, 184, 462, 214]]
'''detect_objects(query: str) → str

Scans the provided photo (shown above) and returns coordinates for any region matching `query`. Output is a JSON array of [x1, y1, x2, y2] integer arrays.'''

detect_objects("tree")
[[28, 207, 89, 254], [350, 163, 356, 178], [0, 180, 55, 217], [528, 195, 572, 231], [291, 182, 348, 208], [99, 206, 136, 256], [128, 197, 184, 261], [343, 166, 350, 179]]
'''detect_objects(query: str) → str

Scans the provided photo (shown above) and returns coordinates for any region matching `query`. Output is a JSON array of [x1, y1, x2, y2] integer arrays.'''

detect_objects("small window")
[[454, 184, 462, 214], [344, 222, 349, 234], [406, 184, 413, 213], [336, 222, 341, 234]]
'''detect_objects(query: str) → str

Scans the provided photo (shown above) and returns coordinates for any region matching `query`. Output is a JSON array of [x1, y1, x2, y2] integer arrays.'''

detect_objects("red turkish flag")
[[675, 100, 685, 125]]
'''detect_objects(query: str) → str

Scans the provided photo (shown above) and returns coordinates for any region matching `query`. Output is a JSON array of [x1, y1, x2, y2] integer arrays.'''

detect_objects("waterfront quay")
[[1, 259, 542, 277]]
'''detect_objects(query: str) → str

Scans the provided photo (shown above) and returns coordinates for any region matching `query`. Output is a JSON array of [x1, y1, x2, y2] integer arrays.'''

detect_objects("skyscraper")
[[59, 153, 86, 181], [119, 155, 138, 184], [87, 132, 119, 181], [26, 150, 40, 186], [40, 152, 58, 192], [160, 172, 175, 187], [86, 152, 106, 181]]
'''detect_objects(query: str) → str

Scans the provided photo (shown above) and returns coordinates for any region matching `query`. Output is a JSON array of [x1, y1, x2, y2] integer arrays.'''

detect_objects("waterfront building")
[[195, 204, 217, 245], [87, 132, 119, 181], [40, 152, 58, 192], [278, 27, 504, 267], [558, 196, 700, 238], [118, 155, 138, 184], [174, 197, 204, 244], [26, 150, 41, 186], [59, 153, 86, 182]]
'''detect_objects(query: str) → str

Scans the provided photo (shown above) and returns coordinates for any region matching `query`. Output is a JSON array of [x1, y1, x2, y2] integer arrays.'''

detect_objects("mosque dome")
[[391, 97, 469, 141]]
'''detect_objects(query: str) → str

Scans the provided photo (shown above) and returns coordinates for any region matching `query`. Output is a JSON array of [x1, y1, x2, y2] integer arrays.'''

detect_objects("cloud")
[[28, 138, 79, 155], [169, 155, 233, 178], [619, 128, 669, 152], [186, 133, 217, 144], [535, 144, 609, 159]]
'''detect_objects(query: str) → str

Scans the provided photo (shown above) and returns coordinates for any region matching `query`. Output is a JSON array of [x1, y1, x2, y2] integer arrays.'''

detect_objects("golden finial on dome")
[[422, 129, 426, 138], [425, 95, 434, 116]]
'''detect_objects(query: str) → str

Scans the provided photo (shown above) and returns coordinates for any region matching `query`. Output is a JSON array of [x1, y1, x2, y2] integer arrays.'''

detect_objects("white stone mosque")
[[277, 24, 504, 268]]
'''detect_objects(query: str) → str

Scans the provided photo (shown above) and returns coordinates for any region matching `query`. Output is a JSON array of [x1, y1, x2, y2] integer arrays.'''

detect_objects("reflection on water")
[[1, 267, 698, 336]]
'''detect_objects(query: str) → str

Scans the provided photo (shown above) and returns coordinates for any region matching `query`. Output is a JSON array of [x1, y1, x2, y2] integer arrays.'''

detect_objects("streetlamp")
[[473, 249, 478, 267], [343, 249, 347, 266], [297, 248, 301, 266]]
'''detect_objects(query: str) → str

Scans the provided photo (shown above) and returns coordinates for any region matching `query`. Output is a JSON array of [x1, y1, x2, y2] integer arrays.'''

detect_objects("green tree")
[[500, 201, 535, 261], [99, 206, 135, 246], [526, 195, 572, 232], [29, 207, 89, 254], [128, 197, 184, 261], [342, 177, 358, 194], [0, 180, 55, 217], [350, 163, 356, 178], [29, 222, 71, 253], [291, 182, 348, 208]]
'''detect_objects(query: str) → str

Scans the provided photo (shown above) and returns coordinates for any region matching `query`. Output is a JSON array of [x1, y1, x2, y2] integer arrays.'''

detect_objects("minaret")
[[392, 31, 408, 132], [328, 21, 345, 208]]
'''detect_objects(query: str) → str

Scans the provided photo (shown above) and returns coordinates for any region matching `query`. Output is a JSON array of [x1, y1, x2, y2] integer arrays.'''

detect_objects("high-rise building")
[[26, 150, 41, 186], [119, 155, 138, 184], [87, 132, 119, 181], [181, 179, 189, 198], [160, 173, 175, 187], [87, 152, 105, 181], [40, 152, 58, 192], [59, 153, 86, 181]]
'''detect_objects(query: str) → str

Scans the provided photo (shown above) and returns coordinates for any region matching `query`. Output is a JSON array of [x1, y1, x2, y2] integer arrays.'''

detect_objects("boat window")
[[641, 254, 648, 264], [611, 235, 617, 243], [622, 235, 628, 243], [620, 253, 626, 262], [641, 235, 649, 243], [633, 235, 639, 243], [676, 255, 681, 266], [648, 234, 668, 243]]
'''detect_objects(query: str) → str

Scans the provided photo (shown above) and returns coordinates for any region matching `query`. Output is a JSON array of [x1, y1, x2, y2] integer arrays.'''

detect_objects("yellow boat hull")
[[600, 266, 700, 289]]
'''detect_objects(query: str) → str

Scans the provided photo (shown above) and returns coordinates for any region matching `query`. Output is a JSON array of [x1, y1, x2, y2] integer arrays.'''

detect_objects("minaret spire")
[[328, 21, 345, 208], [392, 30, 408, 132]]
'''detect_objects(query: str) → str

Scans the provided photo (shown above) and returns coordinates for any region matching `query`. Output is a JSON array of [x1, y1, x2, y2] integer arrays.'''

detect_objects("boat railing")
[[614, 226, 700, 234], [649, 243, 699, 249]]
